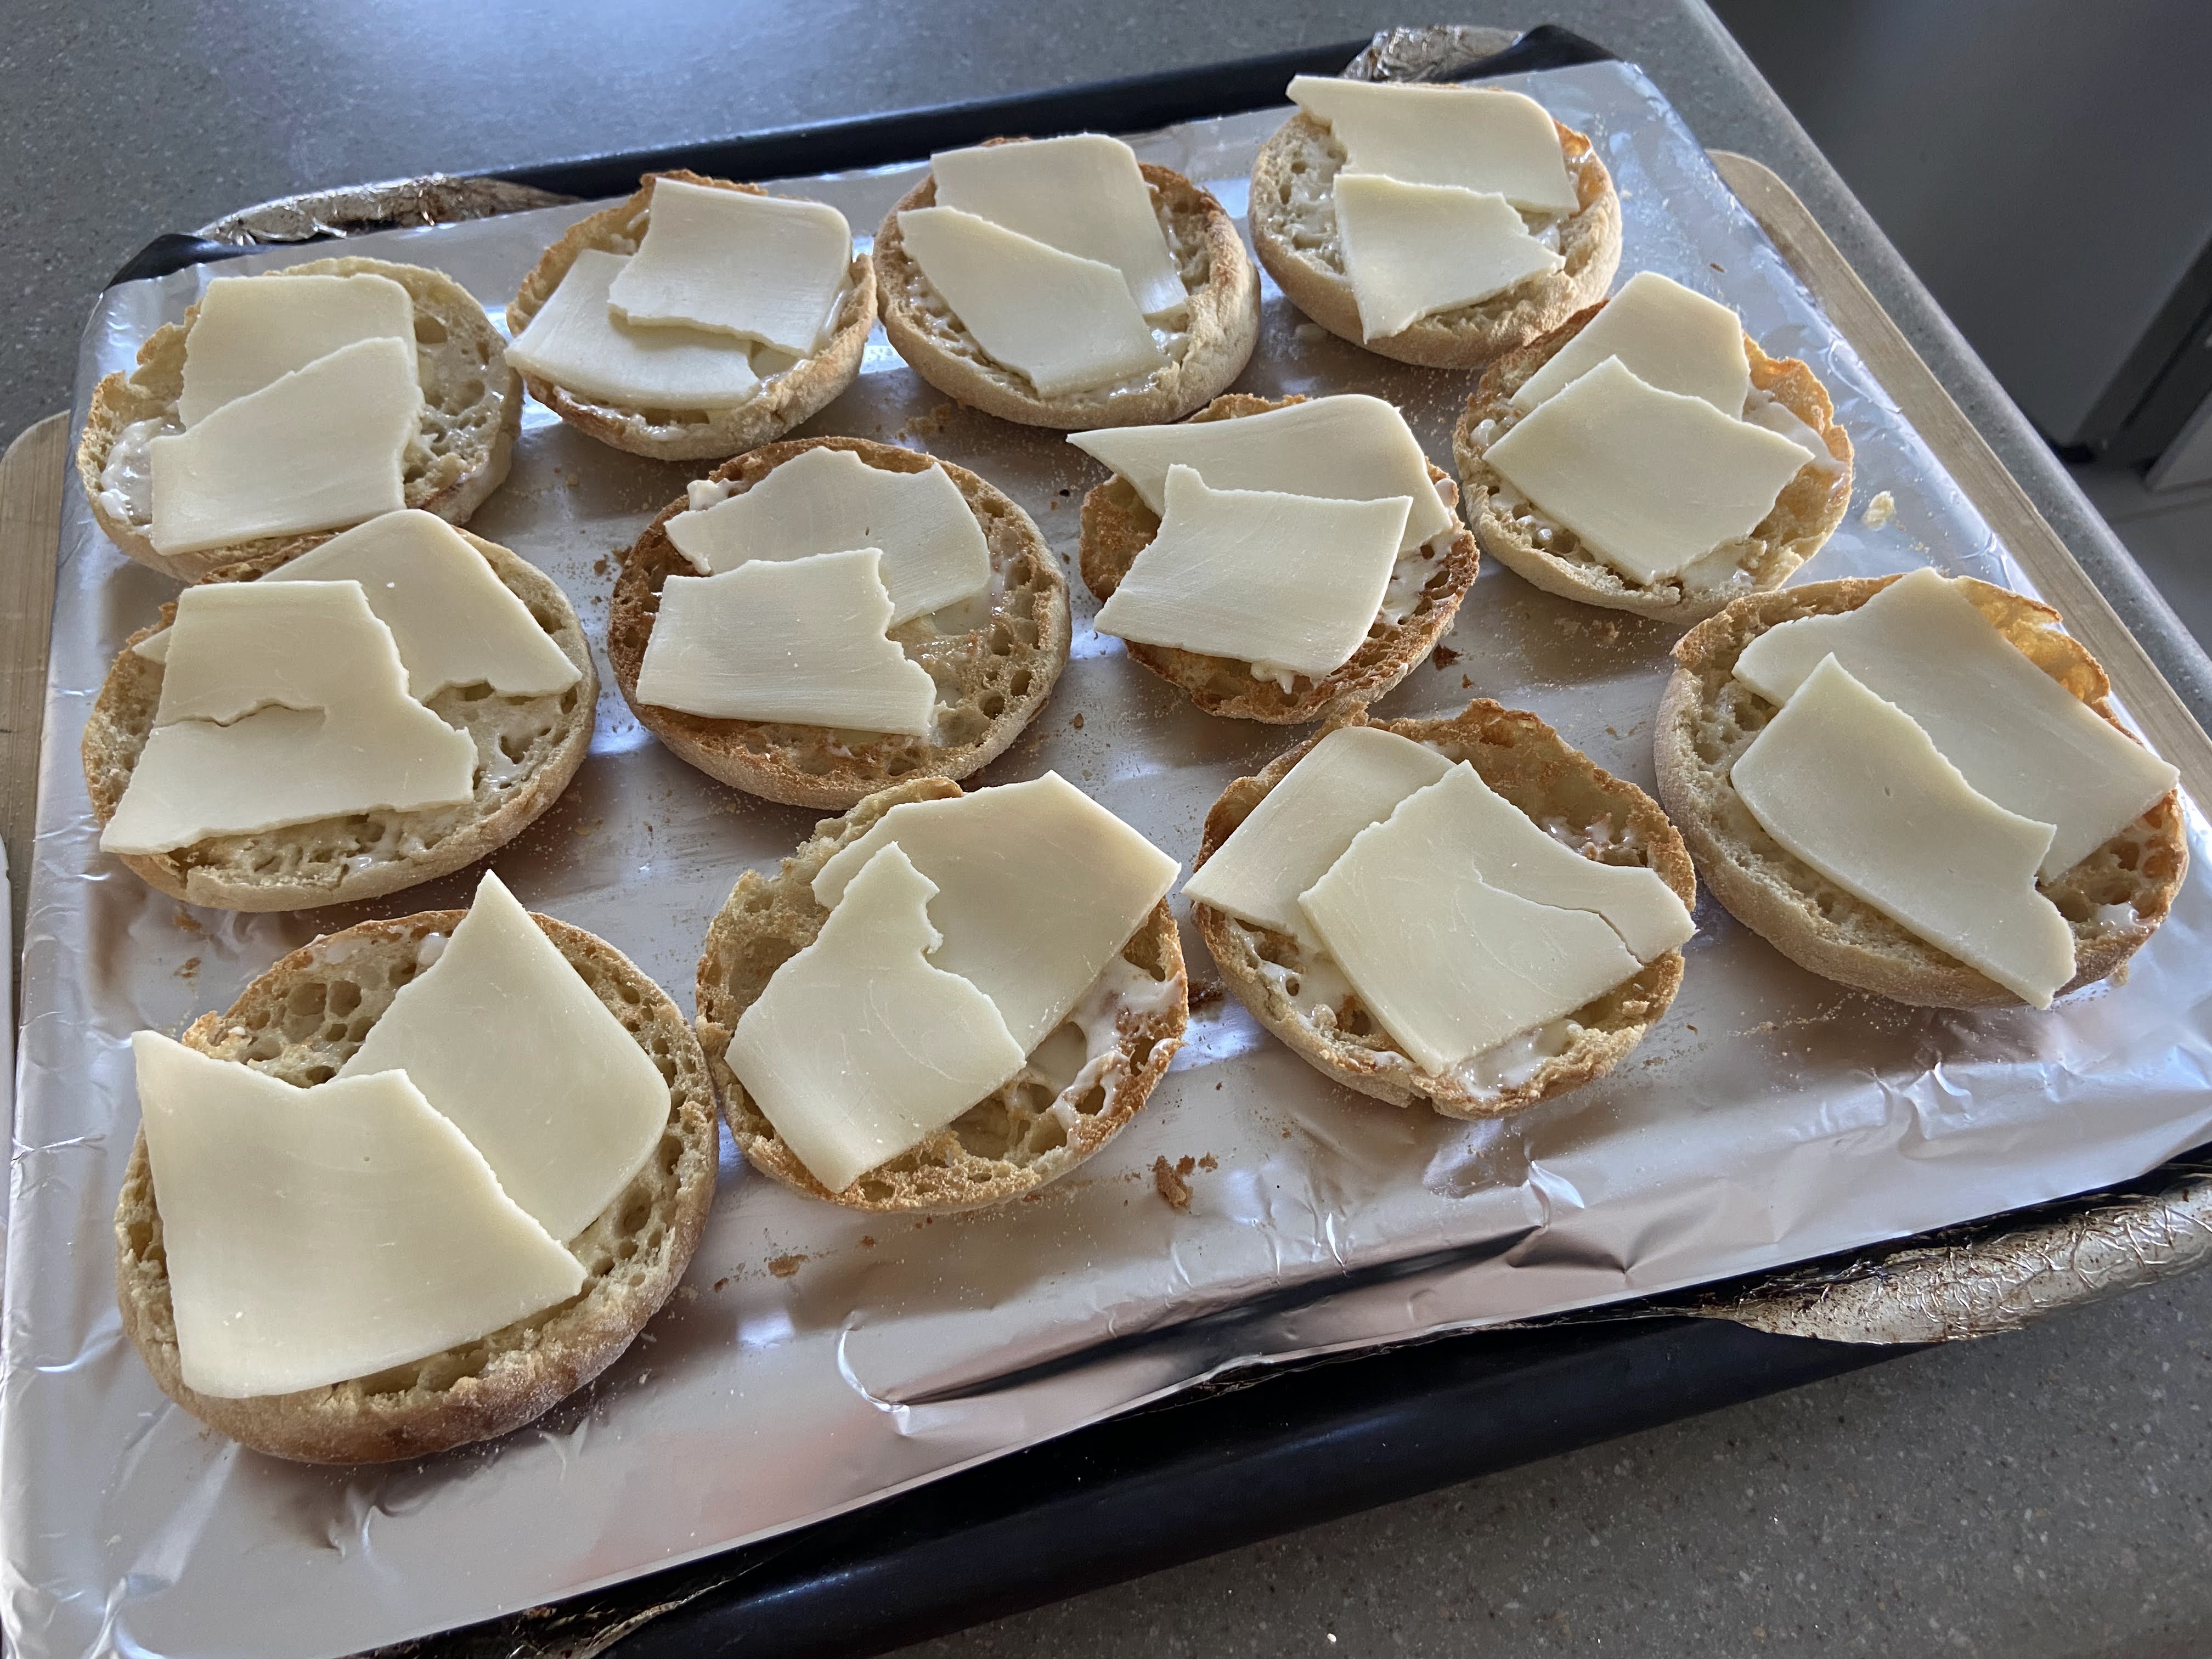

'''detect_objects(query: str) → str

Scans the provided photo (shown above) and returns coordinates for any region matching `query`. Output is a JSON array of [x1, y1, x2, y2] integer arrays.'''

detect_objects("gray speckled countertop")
[[10, 3, 2211, 1654]]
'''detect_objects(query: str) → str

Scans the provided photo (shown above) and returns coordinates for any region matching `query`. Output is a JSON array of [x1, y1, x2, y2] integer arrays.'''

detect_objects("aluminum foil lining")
[[1344, 24, 1523, 81], [10, 57, 2212, 1659], [195, 176, 574, 247]]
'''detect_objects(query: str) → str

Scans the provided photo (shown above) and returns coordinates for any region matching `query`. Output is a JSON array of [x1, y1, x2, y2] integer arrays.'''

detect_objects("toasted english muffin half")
[[115, 907, 717, 1464], [77, 256, 519, 583], [506, 170, 876, 462], [1192, 701, 1696, 1118], [82, 530, 595, 912], [1248, 106, 1620, 370], [696, 777, 1188, 1211], [609, 437, 1070, 810], [872, 149, 1259, 429], [1654, 576, 2187, 1007], [1453, 306, 1854, 624], [1078, 393, 1479, 723]]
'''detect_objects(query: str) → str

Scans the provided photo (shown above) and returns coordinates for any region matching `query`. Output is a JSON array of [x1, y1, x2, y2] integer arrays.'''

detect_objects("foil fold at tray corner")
[[1342, 24, 1524, 83]]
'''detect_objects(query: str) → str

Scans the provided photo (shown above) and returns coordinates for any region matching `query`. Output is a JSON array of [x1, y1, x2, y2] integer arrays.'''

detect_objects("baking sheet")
[[9, 58, 2212, 1659]]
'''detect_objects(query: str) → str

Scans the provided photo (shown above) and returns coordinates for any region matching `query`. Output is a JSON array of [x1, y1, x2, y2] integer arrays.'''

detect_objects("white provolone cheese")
[[1740, 394, 1826, 461], [812, 772, 1178, 1053], [1287, 76, 1579, 214], [1334, 174, 1564, 340], [136, 510, 579, 701], [1070, 393, 1451, 552], [148, 336, 420, 557], [1093, 465, 1409, 678], [605, 178, 851, 355], [634, 548, 937, 735], [1183, 725, 1452, 945], [132, 1032, 583, 1400], [1733, 567, 2178, 877], [1732, 655, 2076, 1007], [726, 843, 1028, 1193], [506, 249, 760, 409], [931, 134, 1188, 320], [1482, 356, 1813, 583], [1510, 270, 1751, 414], [177, 272, 416, 427], [100, 579, 478, 855], [1297, 765, 1644, 1073], [338, 871, 670, 1240], [664, 446, 990, 624], [894, 206, 1166, 397]]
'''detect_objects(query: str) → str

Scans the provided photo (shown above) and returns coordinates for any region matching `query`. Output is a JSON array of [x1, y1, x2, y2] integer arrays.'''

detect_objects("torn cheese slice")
[[135, 510, 579, 701], [101, 580, 478, 855], [132, 1032, 583, 1399], [664, 447, 990, 624], [931, 134, 1187, 320], [338, 871, 670, 1240], [726, 843, 1028, 1193], [1732, 656, 2076, 1007], [634, 548, 936, 734], [1510, 270, 1752, 414], [1184, 725, 1452, 945], [148, 336, 420, 557], [811, 772, 1178, 1053], [895, 206, 1166, 397], [606, 178, 851, 355], [1287, 76, 1578, 214], [506, 249, 760, 409], [1070, 393, 1450, 553], [1733, 567, 2178, 877], [177, 272, 416, 427], [1334, 174, 1564, 340], [1093, 465, 1409, 679], [1297, 765, 1644, 1073], [1482, 356, 1813, 583]]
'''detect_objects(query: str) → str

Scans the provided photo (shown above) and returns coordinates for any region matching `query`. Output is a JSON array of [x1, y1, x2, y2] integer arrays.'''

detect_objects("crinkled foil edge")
[[194, 174, 573, 246]]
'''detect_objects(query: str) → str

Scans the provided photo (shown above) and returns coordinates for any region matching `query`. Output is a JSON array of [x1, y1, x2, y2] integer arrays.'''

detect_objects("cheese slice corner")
[[606, 177, 851, 355], [634, 547, 937, 734], [1510, 269, 1751, 414], [178, 270, 417, 427], [726, 842, 1028, 1193], [337, 870, 671, 1241], [149, 335, 421, 557], [506, 247, 760, 409], [132, 1031, 582, 1400], [895, 205, 1166, 398], [1482, 356, 1812, 584], [1093, 465, 1408, 678], [1333, 174, 1563, 340], [1730, 654, 2075, 1007]]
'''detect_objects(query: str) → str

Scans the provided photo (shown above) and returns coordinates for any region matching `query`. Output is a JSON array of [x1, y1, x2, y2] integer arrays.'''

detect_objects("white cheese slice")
[[635, 548, 936, 735], [1069, 393, 1451, 554], [1297, 765, 1645, 1074], [1733, 567, 2179, 877], [1334, 174, 1565, 339], [134, 510, 579, 701], [132, 1031, 583, 1400], [1184, 725, 1453, 945], [664, 447, 990, 624], [148, 336, 420, 557], [1740, 394, 1825, 461], [338, 871, 670, 1240], [506, 249, 760, 409], [1733, 656, 2076, 1007], [1093, 465, 1409, 679], [605, 178, 851, 355], [811, 772, 1179, 1054], [1287, 76, 1579, 215], [101, 579, 478, 856], [1510, 270, 1752, 414], [177, 272, 416, 427], [894, 206, 1167, 398], [1482, 356, 1814, 583], [726, 843, 1029, 1193], [930, 134, 1187, 321]]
